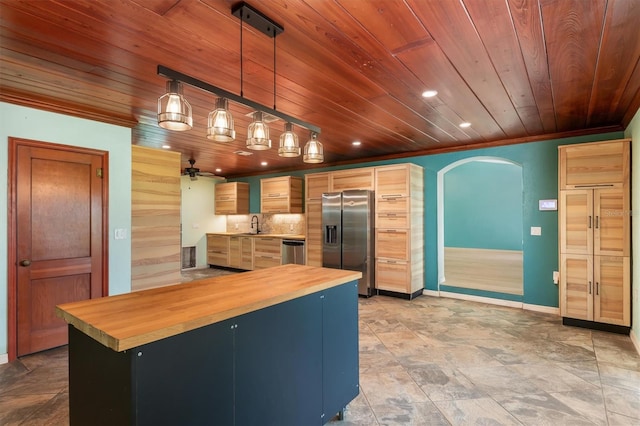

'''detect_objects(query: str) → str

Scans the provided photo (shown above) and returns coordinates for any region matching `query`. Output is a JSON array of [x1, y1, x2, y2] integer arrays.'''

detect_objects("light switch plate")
[[114, 228, 127, 240], [530, 226, 542, 236]]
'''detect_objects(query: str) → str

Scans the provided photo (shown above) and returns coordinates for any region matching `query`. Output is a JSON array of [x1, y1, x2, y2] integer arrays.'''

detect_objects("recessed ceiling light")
[[459, 122, 471, 128], [352, 141, 361, 146], [261, 161, 268, 166], [422, 90, 438, 98], [162, 144, 171, 149], [215, 168, 222, 173]]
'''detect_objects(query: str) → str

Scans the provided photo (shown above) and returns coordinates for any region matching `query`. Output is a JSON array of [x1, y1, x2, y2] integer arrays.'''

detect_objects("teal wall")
[[444, 161, 523, 250], [234, 131, 625, 309]]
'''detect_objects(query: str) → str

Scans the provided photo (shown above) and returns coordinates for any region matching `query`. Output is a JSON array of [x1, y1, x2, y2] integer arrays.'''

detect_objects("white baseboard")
[[0, 353, 8, 365], [523, 303, 560, 315], [631, 330, 640, 356], [423, 289, 559, 315]]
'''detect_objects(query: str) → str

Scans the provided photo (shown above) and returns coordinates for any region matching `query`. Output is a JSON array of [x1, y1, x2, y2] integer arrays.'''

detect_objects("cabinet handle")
[[588, 281, 592, 294], [268, 193, 281, 197], [382, 194, 403, 198], [595, 216, 599, 229], [588, 215, 592, 228], [596, 282, 599, 296]]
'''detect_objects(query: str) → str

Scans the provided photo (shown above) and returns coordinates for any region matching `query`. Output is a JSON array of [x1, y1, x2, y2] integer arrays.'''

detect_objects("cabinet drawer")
[[376, 259, 409, 293], [253, 255, 281, 270], [376, 196, 409, 214], [253, 238, 282, 256], [261, 196, 289, 213], [376, 213, 408, 228], [375, 230, 409, 260]]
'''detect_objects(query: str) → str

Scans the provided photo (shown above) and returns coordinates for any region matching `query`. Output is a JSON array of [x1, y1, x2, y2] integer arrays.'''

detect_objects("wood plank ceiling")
[[1, 0, 639, 178]]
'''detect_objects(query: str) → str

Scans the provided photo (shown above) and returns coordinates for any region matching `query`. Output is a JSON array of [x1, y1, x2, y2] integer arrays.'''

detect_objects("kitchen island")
[[56, 264, 362, 426]]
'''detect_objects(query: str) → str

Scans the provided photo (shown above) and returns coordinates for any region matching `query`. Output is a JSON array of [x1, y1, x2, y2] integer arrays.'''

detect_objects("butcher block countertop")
[[56, 264, 361, 352], [207, 232, 305, 240]]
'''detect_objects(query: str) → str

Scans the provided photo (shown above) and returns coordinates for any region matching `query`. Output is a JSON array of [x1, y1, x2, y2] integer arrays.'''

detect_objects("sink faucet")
[[250, 215, 260, 234]]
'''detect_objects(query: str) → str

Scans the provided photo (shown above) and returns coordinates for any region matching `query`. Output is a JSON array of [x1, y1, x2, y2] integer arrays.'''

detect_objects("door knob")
[[19, 259, 31, 267]]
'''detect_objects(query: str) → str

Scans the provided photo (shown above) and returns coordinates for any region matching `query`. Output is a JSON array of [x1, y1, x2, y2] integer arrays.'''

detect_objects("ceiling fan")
[[183, 158, 215, 180]]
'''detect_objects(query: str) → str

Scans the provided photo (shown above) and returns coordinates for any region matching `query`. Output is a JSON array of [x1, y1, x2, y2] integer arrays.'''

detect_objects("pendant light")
[[246, 111, 271, 150], [207, 97, 235, 141], [303, 132, 324, 163], [157, 80, 193, 131], [278, 123, 300, 157]]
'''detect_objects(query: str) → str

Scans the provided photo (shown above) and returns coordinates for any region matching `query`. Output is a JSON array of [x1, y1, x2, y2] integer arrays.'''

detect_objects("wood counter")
[[57, 264, 362, 426]]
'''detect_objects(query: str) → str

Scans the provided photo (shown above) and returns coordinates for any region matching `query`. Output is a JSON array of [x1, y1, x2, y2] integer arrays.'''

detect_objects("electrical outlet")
[[289, 224, 294, 231], [234, 223, 239, 230], [553, 271, 559, 284], [530, 226, 542, 236]]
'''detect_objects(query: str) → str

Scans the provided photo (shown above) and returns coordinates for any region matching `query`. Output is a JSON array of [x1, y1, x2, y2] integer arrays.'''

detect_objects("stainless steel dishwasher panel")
[[282, 240, 305, 265]]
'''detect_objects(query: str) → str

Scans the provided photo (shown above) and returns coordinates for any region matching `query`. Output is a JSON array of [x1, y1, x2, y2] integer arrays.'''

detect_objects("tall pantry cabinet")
[[558, 139, 631, 331]]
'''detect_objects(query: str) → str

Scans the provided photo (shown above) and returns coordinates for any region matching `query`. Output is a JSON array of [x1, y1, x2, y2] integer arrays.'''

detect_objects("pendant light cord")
[[240, 11, 244, 97], [273, 28, 276, 110]]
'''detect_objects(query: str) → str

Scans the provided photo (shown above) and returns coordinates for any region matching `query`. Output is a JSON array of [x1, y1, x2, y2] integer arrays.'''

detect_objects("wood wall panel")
[[131, 145, 181, 291]]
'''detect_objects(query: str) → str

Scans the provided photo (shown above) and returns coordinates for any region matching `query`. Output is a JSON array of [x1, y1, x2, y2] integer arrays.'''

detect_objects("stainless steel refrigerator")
[[322, 190, 375, 296]]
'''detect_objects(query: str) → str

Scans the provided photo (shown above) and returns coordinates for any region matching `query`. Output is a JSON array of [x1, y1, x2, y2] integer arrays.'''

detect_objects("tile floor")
[[1, 267, 639, 425]]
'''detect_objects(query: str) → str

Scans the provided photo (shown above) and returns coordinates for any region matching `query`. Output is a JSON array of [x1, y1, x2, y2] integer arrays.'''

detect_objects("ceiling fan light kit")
[[156, 2, 323, 163]]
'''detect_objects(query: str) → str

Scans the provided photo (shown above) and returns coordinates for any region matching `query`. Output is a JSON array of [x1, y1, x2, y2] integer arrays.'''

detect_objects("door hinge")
[[96, 168, 103, 178]]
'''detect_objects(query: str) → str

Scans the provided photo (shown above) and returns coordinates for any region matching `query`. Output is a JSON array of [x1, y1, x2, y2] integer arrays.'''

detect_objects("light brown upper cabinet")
[[260, 176, 303, 213], [559, 139, 630, 189], [329, 168, 374, 191], [215, 182, 249, 215], [558, 139, 630, 328]]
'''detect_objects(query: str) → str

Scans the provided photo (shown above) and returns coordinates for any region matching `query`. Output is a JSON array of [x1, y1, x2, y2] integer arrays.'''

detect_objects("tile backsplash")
[[226, 213, 305, 235]]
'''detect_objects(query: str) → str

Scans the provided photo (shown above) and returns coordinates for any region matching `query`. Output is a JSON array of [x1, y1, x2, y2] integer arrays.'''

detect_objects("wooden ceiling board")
[[588, 0, 640, 125], [541, 0, 606, 132], [0, 0, 638, 177], [507, 0, 557, 134], [406, 0, 528, 138], [464, 0, 544, 135]]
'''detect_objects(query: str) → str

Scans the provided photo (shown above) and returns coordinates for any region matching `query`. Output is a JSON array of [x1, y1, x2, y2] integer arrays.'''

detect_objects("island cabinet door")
[[68, 320, 235, 426]]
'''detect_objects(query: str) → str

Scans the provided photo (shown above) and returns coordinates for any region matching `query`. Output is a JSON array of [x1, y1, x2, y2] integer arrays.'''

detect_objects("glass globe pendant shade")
[[207, 97, 236, 142], [278, 123, 300, 157], [303, 132, 324, 163], [246, 111, 271, 150], [157, 80, 193, 131]]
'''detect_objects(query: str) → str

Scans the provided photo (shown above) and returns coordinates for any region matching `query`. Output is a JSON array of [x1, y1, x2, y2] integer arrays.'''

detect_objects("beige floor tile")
[[433, 398, 520, 425]]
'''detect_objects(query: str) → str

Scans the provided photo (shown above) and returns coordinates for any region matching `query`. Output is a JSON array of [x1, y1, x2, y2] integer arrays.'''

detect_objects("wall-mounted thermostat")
[[539, 199, 557, 211]]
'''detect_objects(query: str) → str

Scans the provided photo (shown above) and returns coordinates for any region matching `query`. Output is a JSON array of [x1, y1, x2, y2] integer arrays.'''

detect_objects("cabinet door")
[[559, 140, 629, 189], [228, 237, 241, 268], [559, 190, 593, 255], [305, 201, 323, 267], [375, 165, 409, 196], [330, 168, 374, 191], [305, 173, 330, 201], [594, 188, 630, 256], [560, 254, 593, 321], [215, 183, 249, 215], [594, 256, 630, 326], [207, 235, 230, 267], [375, 229, 409, 260], [240, 237, 254, 270], [376, 259, 409, 293]]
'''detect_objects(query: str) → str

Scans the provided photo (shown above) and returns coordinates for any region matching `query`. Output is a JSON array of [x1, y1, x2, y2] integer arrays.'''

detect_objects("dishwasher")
[[282, 240, 305, 265]]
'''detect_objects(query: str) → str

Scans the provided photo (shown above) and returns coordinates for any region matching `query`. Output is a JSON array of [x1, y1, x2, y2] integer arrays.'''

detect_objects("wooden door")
[[560, 254, 593, 321], [594, 256, 630, 326], [10, 139, 107, 358], [559, 190, 593, 255], [594, 188, 630, 256]]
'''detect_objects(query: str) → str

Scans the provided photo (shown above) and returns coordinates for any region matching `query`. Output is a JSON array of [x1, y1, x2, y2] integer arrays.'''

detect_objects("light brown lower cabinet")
[[375, 259, 409, 293], [252, 238, 282, 270], [561, 254, 630, 326], [206, 235, 229, 267], [229, 236, 254, 270]]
